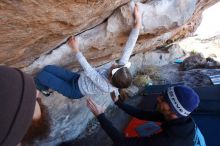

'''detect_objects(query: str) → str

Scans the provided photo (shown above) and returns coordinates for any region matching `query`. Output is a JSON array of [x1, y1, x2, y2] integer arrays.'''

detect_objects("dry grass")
[[133, 65, 163, 86]]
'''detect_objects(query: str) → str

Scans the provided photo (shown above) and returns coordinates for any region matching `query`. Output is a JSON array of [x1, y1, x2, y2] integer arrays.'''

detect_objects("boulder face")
[[0, 0, 218, 72], [181, 54, 220, 71], [0, 0, 129, 68]]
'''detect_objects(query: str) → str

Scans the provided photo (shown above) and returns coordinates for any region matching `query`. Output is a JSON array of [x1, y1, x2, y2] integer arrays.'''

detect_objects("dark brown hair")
[[111, 67, 132, 88]]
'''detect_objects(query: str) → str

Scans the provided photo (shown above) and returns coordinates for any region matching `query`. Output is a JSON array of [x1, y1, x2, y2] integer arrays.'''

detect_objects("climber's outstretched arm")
[[119, 3, 142, 65]]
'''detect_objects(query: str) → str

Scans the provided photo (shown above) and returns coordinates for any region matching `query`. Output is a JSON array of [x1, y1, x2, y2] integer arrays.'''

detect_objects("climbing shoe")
[[34, 78, 52, 97]]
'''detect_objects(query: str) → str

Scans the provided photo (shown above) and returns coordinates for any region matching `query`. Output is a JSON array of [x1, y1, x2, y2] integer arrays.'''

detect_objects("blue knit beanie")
[[163, 85, 200, 117]]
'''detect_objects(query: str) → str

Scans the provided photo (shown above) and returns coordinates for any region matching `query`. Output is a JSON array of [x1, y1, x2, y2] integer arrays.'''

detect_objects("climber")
[[34, 3, 142, 99], [87, 85, 205, 146], [0, 66, 51, 146]]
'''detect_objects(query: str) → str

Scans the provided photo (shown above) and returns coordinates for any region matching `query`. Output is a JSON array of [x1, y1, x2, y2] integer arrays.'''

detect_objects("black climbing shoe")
[[34, 78, 52, 97]]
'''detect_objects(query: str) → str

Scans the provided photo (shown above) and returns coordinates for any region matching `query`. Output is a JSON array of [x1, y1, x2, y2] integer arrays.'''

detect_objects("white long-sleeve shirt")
[[76, 28, 140, 96]]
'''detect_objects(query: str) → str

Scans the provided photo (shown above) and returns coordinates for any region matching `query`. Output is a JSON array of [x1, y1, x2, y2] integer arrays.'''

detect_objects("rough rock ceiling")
[[0, 0, 218, 73]]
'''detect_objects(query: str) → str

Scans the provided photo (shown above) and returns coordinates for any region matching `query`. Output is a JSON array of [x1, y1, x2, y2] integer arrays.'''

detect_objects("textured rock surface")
[[0, 0, 129, 68], [0, 0, 218, 72], [35, 91, 113, 146], [181, 53, 220, 71], [142, 44, 186, 67], [24, 0, 199, 74]]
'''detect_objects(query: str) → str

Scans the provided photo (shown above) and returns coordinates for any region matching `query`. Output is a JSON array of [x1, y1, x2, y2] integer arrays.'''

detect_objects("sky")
[[195, 1, 220, 38]]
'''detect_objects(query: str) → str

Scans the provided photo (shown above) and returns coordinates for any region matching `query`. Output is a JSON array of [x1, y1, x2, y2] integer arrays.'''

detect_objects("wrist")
[[75, 49, 80, 53], [97, 113, 105, 122], [114, 98, 119, 103], [115, 100, 122, 106], [95, 111, 104, 116], [134, 23, 141, 29], [72, 48, 80, 53]]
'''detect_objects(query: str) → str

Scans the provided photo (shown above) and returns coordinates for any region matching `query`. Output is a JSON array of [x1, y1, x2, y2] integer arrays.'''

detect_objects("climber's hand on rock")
[[67, 36, 80, 53], [134, 3, 141, 29], [110, 91, 119, 102], [87, 98, 105, 116]]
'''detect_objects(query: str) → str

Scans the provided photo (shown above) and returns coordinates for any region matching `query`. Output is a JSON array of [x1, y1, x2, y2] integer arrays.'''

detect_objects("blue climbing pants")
[[36, 65, 83, 99]]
